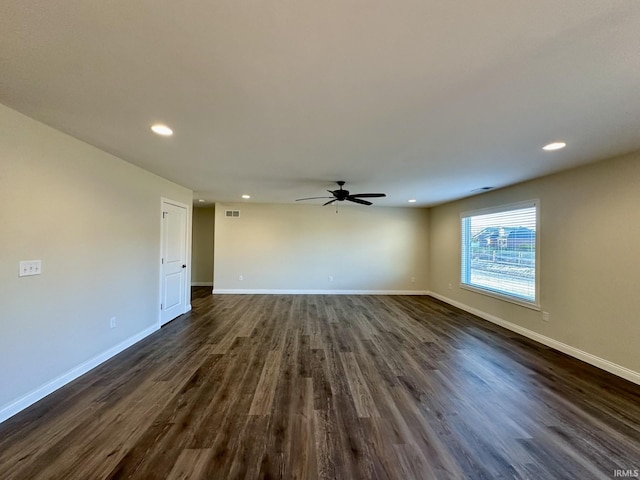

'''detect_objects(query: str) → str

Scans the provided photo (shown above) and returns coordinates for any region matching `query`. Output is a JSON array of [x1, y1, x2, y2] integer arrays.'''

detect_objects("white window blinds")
[[461, 202, 537, 305]]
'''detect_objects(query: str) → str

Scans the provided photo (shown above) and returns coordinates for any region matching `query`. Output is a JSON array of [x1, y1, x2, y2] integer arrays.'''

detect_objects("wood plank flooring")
[[1, 288, 640, 479]]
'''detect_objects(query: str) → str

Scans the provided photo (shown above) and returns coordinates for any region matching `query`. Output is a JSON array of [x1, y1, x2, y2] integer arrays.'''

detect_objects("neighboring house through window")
[[461, 200, 539, 308]]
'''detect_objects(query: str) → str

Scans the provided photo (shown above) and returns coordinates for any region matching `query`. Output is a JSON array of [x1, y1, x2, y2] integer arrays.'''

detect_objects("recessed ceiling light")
[[151, 124, 173, 136], [542, 141, 566, 151], [408, 199, 417, 203], [241, 195, 251, 199], [198, 199, 205, 203]]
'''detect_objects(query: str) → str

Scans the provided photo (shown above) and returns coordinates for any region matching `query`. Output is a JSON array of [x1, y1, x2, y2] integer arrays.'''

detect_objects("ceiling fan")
[[296, 181, 386, 206]]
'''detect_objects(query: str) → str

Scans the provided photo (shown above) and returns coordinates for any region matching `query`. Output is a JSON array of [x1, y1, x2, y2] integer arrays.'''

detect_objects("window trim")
[[460, 199, 540, 310]]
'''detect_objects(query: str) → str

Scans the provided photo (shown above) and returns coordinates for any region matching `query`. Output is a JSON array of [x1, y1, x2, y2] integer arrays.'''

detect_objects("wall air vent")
[[225, 210, 240, 218]]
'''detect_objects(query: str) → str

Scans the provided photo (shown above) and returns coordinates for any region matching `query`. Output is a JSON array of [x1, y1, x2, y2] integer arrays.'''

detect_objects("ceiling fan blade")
[[323, 199, 337, 206], [349, 193, 386, 198], [346, 197, 373, 206], [296, 196, 334, 201]]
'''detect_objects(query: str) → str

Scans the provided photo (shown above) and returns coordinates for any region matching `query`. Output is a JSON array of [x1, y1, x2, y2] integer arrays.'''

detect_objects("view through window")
[[461, 201, 537, 304]]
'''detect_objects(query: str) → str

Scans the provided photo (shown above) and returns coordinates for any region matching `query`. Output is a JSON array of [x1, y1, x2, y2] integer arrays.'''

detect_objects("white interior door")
[[161, 200, 188, 325]]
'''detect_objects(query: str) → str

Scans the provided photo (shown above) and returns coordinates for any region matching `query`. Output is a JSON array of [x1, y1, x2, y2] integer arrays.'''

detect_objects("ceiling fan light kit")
[[296, 181, 386, 212]]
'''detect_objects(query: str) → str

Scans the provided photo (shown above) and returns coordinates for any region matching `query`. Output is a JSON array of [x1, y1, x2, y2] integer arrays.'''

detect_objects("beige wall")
[[0, 104, 192, 419], [214, 202, 429, 292], [429, 151, 640, 374], [191, 207, 215, 285]]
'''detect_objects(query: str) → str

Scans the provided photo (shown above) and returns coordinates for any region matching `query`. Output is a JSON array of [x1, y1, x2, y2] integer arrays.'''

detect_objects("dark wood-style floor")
[[1, 289, 639, 479]]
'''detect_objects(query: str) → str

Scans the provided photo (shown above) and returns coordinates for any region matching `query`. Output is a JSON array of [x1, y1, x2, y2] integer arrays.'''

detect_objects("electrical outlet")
[[448, 283, 453, 290], [410, 277, 416, 283], [239, 274, 243, 281], [110, 317, 117, 328], [542, 311, 550, 322], [328, 275, 333, 282]]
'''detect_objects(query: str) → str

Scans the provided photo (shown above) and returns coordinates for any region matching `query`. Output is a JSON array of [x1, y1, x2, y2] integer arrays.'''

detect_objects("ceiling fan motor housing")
[[333, 189, 349, 200]]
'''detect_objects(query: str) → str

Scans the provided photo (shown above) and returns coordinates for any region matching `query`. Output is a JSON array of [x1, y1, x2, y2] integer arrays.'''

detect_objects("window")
[[461, 201, 538, 307]]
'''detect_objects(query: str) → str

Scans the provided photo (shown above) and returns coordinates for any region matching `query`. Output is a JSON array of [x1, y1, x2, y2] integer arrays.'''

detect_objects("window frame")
[[460, 199, 540, 310]]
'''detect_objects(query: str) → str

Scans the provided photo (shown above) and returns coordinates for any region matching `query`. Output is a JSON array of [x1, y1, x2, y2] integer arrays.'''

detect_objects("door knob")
[[182, 264, 186, 268]]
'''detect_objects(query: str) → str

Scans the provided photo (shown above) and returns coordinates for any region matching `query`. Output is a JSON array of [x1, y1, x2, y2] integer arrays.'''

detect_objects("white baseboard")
[[191, 282, 213, 287], [428, 291, 640, 386], [0, 325, 159, 424], [212, 289, 430, 295]]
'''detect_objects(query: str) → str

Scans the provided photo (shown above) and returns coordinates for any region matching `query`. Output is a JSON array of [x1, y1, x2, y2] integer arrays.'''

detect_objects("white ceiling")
[[2, 1, 640, 207]]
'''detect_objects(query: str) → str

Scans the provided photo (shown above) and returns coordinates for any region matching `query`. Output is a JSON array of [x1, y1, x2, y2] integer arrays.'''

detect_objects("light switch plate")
[[19, 260, 42, 277]]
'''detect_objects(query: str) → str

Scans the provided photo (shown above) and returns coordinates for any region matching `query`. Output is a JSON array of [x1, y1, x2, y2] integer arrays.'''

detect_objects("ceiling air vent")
[[225, 210, 240, 218]]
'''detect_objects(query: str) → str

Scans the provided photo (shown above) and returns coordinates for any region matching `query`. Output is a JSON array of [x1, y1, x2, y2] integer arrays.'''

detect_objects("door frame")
[[159, 197, 192, 327]]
